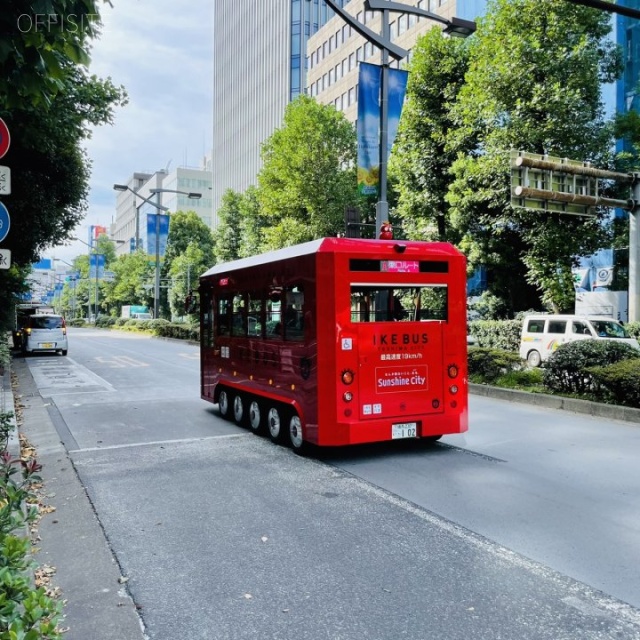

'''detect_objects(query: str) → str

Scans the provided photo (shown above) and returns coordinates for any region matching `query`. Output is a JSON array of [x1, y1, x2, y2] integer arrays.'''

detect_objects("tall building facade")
[[211, 0, 482, 218], [211, 0, 352, 217]]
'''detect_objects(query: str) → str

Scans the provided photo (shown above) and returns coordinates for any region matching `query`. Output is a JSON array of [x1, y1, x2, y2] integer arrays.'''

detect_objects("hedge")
[[587, 358, 640, 407], [468, 319, 521, 352], [467, 347, 522, 384], [542, 340, 640, 396]]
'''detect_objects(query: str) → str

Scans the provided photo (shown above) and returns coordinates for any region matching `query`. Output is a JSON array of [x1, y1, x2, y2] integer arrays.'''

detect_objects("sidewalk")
[[1, 359, 145, 640]]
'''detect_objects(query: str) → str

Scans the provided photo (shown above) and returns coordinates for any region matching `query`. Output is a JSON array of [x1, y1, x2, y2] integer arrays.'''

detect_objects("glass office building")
[[212, 0, 348, 218]]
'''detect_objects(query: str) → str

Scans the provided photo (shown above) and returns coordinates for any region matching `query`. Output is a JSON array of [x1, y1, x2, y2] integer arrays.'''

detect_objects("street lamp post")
[[113, 184, 172, 251], [324, 0, 475, 234], [147, 188, 201, 319], [71, 235, 124, 322]]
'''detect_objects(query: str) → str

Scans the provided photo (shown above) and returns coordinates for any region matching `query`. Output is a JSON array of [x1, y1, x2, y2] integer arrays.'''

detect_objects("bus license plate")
[[392, 422, 418, 439], [40, 343, 54, 349]]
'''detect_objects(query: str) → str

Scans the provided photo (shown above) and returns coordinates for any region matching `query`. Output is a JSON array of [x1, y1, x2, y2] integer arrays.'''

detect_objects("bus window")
[[202, 290, 214, 347], [266, 289, 282, 338], [216, 297, 231, 336], [231, 294, 246, 336], [247, 293, 263, 337], [351, 285, 448, 322], [284, 286, 305, 342]]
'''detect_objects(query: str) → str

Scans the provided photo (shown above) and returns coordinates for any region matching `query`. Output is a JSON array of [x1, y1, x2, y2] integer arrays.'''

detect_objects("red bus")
[[200, 237, 468, 452]]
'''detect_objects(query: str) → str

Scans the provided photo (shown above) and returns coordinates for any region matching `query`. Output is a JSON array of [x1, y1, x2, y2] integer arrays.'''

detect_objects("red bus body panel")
[[200, 238, 468, 447]]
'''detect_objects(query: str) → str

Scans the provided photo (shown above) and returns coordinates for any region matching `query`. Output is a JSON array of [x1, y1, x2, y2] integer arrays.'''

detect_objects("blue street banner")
[[357, 63, 409, 197], [89, 253, 105, 279], [357, 63, 381, 196], [146, 214, 170, 259]]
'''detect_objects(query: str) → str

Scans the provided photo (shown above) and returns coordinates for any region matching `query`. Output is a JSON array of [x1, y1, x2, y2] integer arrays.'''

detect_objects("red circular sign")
[[0, 118, 10, 159]]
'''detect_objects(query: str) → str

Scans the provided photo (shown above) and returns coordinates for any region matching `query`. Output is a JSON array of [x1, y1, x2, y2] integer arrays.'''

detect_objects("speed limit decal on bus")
[[376, 366, 428, 393]]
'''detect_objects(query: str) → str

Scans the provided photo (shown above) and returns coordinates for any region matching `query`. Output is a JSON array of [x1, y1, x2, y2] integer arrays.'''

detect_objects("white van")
[[23, 314, 68, 356], [519, 314, 639, 367]]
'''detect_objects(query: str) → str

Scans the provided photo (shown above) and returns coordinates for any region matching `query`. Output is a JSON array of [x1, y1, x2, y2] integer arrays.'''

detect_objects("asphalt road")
[[13, 327, 640, 640]]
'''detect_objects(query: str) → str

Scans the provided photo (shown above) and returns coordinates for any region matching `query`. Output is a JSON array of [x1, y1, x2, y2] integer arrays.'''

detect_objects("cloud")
[[54, 0, 213, 264]]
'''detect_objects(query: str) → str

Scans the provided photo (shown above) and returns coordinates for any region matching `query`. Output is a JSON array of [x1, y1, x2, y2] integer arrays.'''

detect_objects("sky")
[[51, 0, 214, 265]]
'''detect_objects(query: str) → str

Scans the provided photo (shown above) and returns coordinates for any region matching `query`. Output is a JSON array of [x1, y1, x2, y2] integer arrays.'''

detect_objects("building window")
[[349, 86, 355, 105], [356, 46, 362, 62], [349, 52, 355, 70]]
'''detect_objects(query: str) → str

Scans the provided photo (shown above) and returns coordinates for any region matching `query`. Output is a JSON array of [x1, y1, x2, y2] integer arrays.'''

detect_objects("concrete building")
[[112, 165, 212, 256], [307, 0, 480, 122]]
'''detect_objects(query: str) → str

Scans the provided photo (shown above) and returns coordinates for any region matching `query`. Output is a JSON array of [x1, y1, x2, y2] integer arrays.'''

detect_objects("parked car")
[[519, 313, 639, 367], [22, 314, 68, 356]]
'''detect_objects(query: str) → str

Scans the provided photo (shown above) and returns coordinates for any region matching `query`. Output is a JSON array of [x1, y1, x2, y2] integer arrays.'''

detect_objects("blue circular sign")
[[0, 202, 10, 243]]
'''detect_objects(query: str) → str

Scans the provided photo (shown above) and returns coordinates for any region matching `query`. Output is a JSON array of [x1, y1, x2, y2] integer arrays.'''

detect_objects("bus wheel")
[[267, 406, 284, 443], [248, 400, 263, 433], [233, 394, 245, 425], [218, 389, 231, 419], [287, 414, 307, 454], [527, 350, 542, 368]]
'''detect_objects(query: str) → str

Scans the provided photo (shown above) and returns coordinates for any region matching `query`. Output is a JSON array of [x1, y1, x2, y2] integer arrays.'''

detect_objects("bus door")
[[350, 285, 447, 421]]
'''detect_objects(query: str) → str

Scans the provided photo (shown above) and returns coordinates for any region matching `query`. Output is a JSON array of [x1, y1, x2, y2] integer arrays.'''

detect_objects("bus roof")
[[201, 238, 462, 278]]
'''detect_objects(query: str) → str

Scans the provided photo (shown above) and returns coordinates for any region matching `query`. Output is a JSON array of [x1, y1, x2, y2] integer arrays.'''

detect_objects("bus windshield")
[[350, 285, 448, 322]]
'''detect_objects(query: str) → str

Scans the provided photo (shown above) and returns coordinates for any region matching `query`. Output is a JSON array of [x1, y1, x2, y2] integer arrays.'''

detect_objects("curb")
[[469, 383, 640, 424], [1, 361, 20, 461]]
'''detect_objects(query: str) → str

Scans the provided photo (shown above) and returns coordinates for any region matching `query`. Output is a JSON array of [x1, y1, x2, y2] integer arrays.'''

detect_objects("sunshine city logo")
[[17, 14, 100, 34]]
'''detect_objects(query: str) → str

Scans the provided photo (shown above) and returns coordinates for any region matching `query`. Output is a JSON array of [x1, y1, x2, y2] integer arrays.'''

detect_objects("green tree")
[[164, 211, 215, 267], [238, 186, 266, 258], [390, 28, 473, 242], [214, 189, 243, 263], [0, 3, 126, 330], [0, 1, 105, 108], [103, 252, 154, 313], [447, 0, 622, 313], [257, 95, 359, 249], [168, 243, 208, 321]]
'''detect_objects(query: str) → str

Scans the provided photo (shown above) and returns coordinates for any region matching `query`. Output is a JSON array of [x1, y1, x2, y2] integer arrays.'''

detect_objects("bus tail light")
[[343, 391, 353, 402], [341, 369, 354, 385], [447, 364, 459, 378], [449, 385, 458, 394]]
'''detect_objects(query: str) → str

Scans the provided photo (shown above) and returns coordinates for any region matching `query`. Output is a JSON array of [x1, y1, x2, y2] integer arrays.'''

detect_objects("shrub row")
[[469, 340, 640, 408], [468, 319, 521, 352], [0, 411, 62, 639]]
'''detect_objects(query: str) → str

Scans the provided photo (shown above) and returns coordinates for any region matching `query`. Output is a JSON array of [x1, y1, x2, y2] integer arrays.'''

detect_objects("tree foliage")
[[0, 1, 126, 330], [0, 0, 108, 108], [213, 190, 243, 264], [446, 0, 622, 313], [390, 28, 473, 242], [257, 95, 360, 248]]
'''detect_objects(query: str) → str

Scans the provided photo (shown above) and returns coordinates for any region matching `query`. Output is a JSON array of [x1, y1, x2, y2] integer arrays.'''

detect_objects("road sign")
[[509, 150, 634, 216], [0, 248, 10, 269], [0, 202, 10, 243], [0, 166, 10, 195], [0, 119, 9, 159]]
